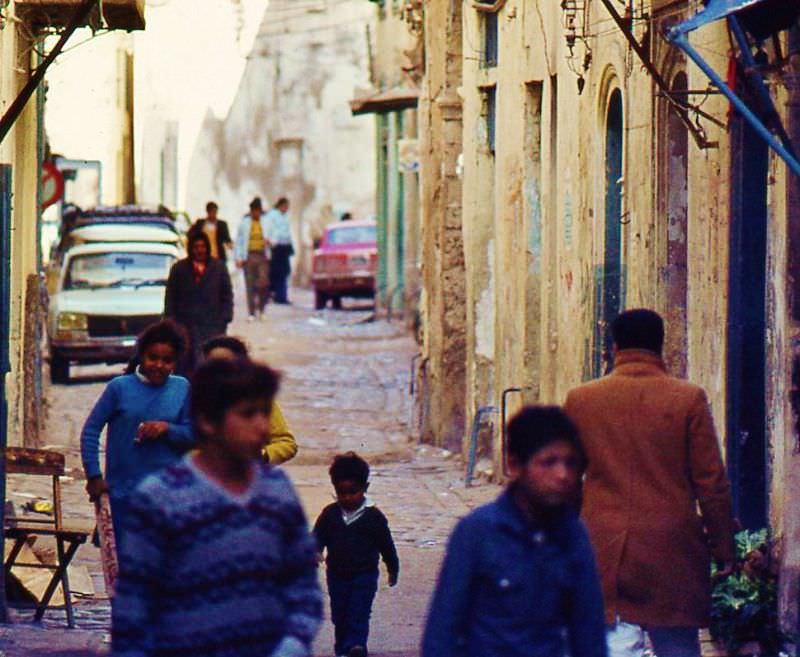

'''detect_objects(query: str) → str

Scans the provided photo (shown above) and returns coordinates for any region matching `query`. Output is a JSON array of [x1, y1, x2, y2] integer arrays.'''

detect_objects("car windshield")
[[65, 252, 174, 290], [327, 225, 376, 246]]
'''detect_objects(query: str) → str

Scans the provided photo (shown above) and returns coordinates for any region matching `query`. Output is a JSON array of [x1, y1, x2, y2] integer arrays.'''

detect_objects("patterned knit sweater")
[[112, 457, 322, 657]]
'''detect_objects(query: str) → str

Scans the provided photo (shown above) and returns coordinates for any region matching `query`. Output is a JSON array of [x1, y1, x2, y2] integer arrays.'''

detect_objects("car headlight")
[[57, 312, 88, 331]]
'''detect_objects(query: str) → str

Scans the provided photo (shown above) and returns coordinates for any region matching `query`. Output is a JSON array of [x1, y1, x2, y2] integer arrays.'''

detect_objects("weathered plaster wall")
[[454, 0, 783, 499], [185, 0, 376, 284], [0, 15, 42, 447], [418, 0, 466, 452]]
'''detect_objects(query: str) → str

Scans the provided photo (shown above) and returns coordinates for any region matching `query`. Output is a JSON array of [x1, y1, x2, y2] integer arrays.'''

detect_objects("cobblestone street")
[[1, 285, 498, 657]]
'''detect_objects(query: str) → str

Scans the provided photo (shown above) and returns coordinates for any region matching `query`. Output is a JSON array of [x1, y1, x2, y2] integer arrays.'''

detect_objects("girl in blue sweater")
[[81, 320, 194, 549]]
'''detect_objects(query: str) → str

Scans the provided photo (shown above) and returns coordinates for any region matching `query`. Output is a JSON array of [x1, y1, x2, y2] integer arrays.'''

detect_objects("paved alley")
[[1, 285, 498, 657]]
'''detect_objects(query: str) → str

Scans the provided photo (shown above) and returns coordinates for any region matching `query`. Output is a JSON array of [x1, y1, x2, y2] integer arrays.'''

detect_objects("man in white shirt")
[[265, 197, 294, 304]]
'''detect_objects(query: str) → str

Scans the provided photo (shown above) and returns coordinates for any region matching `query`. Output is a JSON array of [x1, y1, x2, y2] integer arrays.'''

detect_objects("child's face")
[[510, 440, 582, 509], [334, 479, 367, 511], [212, 397, 272, 462], [140, 342, 177, 385]]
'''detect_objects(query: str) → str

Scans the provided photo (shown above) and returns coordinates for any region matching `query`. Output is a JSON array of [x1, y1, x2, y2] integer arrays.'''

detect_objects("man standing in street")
[[564, 309, 735, 657], [191, 201, 232, 263], [265, 197, 294, 304], [164, 230, 233, 373], [234, 197, 271, 321]]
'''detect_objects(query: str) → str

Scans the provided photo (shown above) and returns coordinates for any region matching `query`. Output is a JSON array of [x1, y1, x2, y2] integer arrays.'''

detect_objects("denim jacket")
[[421, 488, 607, 657], [234, 214, 271, 261]]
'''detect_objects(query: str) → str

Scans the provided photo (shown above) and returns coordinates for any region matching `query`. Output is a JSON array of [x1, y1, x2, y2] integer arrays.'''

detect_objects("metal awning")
[[350, 87, 419, 116], [666, 0, 800, 176]]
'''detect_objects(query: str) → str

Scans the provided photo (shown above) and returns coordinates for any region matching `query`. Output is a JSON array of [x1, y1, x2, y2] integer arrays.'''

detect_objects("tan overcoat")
[[564, 349, 735, 627]]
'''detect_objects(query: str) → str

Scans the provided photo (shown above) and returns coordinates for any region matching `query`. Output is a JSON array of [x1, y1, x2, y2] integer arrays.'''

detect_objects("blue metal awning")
[[671, 0, 769, 36], [666, 0, 800, 176]]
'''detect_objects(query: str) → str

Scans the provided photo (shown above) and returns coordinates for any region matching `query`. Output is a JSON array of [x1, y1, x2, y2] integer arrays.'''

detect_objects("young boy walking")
[[112, 358, 322, 657], [313, 452, 399, 657], [422, 406, 607, 657]]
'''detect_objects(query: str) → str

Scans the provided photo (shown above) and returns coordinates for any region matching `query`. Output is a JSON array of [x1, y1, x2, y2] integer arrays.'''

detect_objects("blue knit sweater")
[[80, 373, 194, 498], [112, 457, 322, 657]]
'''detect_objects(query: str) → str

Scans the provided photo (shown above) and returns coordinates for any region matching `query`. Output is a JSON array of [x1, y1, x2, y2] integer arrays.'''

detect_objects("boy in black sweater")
[[314, 452, 399, 657]]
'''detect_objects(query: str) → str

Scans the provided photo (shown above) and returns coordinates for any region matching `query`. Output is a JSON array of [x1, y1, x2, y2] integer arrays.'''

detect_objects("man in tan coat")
[[564, 309, 735, 657]]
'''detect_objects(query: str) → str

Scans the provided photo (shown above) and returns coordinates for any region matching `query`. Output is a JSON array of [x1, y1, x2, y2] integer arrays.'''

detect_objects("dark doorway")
[[594, 89, 625, 376], [727, 108, 769, 530]]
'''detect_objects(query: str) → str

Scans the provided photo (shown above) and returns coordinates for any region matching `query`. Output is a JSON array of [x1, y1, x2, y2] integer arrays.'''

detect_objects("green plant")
[[710, 529, 782, 655]]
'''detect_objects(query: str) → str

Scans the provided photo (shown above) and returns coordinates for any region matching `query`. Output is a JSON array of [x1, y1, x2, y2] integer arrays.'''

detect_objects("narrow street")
[[0, 285, 497, 657]]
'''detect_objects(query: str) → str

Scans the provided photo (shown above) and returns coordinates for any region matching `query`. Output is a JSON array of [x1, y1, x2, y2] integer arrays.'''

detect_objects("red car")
[[312, 220, 377, 310]]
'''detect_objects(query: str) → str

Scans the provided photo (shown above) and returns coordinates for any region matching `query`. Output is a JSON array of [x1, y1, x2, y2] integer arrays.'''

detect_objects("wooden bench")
[[4, 447, 89, 628]]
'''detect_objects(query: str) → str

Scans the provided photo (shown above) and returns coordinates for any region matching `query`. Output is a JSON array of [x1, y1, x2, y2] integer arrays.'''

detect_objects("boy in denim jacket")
[[422, 406, 607, 657]]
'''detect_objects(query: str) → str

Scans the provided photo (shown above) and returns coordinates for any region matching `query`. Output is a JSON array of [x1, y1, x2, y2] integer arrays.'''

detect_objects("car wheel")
[[50, 355, 70, 384], [314, 290, 327, 310], [331, 296, 342, 310]]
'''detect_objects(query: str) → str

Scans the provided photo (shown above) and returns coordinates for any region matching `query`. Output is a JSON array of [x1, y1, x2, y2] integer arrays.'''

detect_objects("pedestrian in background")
[[565, 309, 735, 657], [81, 320, 194, 552], [421, 406, 606, 657], [164, 229, 233, 372], [314, 451, 399, 657], [191, 201, 233, 262], [112, 358, 322, 657], [235, 196, 272, 320], [201, 334, 298, 465], [266, 197, 294, 304]]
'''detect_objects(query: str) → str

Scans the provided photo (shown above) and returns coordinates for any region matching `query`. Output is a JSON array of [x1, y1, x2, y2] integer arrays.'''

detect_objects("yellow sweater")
[[263, 402, 297, 465]]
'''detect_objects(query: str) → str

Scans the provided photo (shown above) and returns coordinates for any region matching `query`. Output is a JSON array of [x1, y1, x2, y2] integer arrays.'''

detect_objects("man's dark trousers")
[[270, 244, 292, 303], [327, 570, 379, 655]]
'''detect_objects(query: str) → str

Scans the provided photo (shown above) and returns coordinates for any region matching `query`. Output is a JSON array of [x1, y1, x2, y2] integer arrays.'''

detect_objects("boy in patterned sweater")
[[112, 358, 322, 657], [313, 452, 399, 657]]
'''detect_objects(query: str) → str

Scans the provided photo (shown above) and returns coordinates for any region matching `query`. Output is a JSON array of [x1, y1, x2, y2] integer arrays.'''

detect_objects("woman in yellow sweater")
[[201, 335, 297, 464]]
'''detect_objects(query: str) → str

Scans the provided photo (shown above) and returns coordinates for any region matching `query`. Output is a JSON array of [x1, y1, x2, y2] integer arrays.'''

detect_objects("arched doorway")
[[594, 88, 625, 377]]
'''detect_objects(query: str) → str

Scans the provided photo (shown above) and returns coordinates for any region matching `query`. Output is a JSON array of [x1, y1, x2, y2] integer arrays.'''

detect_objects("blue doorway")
[[594, 89, 625, 376]]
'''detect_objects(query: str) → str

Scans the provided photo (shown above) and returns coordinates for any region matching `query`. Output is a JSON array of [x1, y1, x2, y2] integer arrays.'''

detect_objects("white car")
[[47, 241, 180, 383]]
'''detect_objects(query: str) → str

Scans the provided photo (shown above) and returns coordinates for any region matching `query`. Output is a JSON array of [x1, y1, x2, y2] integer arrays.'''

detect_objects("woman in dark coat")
[[164, 230, 233, 373]]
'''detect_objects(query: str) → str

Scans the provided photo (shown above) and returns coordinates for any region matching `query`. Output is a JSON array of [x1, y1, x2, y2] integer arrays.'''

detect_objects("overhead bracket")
[[666, 0, 800, 177], [598, 0, 718, 149]]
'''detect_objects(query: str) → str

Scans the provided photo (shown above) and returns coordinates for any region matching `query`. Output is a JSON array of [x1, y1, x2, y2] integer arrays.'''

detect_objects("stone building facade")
[[411, 0, 800, 633], [352, 1, 422, 321], [186, 0, 376, 286]]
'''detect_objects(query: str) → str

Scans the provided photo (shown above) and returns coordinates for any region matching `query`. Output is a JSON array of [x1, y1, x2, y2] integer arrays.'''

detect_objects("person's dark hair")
[[124, 319, 187, 374], [341, 212, 352, 221], [506, 406, 586, 468], [201, 335, 249, 358], [191, 358, 280, 435], [611, 308, 664, 354], [275, 197, 289, 208], [206, 201, 218, 213], [250, 197, 263, 211], [329, 451, 370, 488], [187, 229, 212, 259]]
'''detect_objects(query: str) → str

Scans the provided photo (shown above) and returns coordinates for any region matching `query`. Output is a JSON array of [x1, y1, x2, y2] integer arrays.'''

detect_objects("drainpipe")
[[0, 164, 13, 623]]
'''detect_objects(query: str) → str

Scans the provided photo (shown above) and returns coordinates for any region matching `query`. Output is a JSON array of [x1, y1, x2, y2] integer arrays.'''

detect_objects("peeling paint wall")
[[417, 0, 466, 452], [440, 0, 798, 575], [0, 13, 42, 447], [185, 0, 376, 285]]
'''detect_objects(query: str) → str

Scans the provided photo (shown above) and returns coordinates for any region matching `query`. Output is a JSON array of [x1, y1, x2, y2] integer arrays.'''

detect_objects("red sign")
[[41, 161, 64, 210]]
